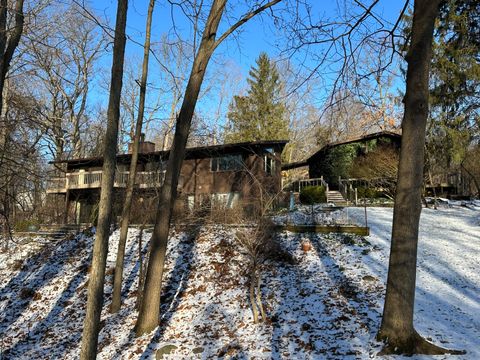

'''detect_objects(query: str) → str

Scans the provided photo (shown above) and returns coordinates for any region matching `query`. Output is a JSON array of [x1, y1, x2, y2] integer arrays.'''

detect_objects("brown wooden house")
[[47, 140, 287, 223], [306, 131, 402, 187], [283, 130, 470, 200], [283, 131, 401, 187]]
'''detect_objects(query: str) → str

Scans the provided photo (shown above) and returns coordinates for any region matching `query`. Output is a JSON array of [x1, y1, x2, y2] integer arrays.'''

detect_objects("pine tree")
[[401, 1, 480, 174], [428, 0, 480, 168], [226, 53, 288, 142]]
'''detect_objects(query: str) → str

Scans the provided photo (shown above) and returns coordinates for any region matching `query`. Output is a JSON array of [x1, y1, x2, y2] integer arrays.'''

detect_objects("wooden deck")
[[46, 170, 165, 193]]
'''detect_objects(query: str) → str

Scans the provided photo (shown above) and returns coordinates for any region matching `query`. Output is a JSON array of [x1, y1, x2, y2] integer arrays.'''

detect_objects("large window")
[[211, 154, 243, 172]]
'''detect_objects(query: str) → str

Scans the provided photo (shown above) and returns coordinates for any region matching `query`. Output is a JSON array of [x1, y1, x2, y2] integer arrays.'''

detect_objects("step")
[[326, 191, 348, 205], [26, 223, 92, 239], [36, 231, 69, 239]]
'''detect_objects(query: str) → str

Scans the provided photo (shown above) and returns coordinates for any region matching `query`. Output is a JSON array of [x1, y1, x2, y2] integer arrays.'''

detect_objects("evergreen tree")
[[428, 0, 480, 168], [226, 53, 288, 142], [400, 1, 479, 191]]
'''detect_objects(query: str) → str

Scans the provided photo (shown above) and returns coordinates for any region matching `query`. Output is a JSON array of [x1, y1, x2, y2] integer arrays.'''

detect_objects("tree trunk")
[[136, 223, 146, 310], [250, 267, 259, 324], [0, 0, 24, 117], [255, 269, 266, 322], [428, 169, 438, 209], [377, 0, 463, 355], [110, 0, 155, 314], [134, 0, 281, 336], [80, 1, 128, 359], [134, 0, 227, 336], [461, 162, 480, 197]]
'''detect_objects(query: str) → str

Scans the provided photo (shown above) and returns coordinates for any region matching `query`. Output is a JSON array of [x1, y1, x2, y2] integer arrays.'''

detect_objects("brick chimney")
[[128, 133, 155, 153]]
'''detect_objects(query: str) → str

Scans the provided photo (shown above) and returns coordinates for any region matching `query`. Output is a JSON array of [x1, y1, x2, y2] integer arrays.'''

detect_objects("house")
[[307, 131, 401, 187], [283, 131, 402, 189], [283, 130, 472, 200], [47, 140, 287, 224]]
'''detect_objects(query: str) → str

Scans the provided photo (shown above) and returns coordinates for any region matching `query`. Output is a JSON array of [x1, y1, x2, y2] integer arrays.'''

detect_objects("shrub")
[[356, 186, 382, 199], [14, 219, 40, 232], [299, 185, 326, 204]]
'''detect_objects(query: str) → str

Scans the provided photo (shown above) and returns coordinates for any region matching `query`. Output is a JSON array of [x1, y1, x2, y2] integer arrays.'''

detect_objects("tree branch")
[[212, 0, 282, 52]]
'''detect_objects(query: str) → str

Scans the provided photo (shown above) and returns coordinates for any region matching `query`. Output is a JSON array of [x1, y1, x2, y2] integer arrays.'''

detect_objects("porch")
[[46, 170, 165, 193]]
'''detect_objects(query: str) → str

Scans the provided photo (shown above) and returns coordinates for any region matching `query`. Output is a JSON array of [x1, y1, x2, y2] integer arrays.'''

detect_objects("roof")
[[281, 160, 308, 171], [307, 130, 401, 161], [50, 139, 289, 168], [282, 131, 401, 170]]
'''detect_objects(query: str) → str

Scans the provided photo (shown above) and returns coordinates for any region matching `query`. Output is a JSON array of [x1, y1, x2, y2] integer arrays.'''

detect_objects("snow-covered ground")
[[0, 204, 478, 359], [349, 204, 480, 360], [273, 204, 357, 226]]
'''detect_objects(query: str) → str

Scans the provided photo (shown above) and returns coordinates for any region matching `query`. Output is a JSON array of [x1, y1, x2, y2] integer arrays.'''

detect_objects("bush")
[[356, 186, 382, 199], [14, 219, 40, 232], [299, 185, 326, 204]]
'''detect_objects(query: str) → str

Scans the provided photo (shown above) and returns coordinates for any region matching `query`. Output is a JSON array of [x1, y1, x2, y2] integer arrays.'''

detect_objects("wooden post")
[[79, 169, 85, 187], [364, 197, 368, 228], [64, 190, 70, 224], [355, 188, 358, 206], [289, 191, 294, 211]]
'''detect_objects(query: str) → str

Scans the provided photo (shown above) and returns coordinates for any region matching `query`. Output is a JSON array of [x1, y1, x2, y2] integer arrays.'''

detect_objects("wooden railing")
[[338, 176, 398, 204], [284, 177, 329, 193], [46, 170, 165, 193], [338, 177, 348, 202]]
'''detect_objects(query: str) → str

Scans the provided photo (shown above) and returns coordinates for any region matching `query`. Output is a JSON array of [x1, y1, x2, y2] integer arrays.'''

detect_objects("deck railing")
[[46, 170, 165, 193], [285, 177, 329, 193]]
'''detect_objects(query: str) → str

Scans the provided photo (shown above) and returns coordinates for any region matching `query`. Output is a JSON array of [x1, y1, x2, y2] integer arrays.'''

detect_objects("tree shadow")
[[162, 230, 197, 320], [108, 228, 146, 301], [0, 233, 91, 339], [109, 226, 201, 360], [1, 260, 90, 358], [342, 206, 479, 356], [269, 232, 381, 358], [413, 287, 479, 357], [195, 302, 252, 359]]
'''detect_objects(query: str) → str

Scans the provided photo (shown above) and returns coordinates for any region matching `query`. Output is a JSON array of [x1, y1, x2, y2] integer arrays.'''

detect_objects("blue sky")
[[102, 1, 401, 67], [91, 0, 409, 139]]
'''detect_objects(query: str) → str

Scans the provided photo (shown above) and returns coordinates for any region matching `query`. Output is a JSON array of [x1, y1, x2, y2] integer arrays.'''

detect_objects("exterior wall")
[[68, 146, 284, 223], [177, 151, 282, 211], [308, 135, 401, 187]]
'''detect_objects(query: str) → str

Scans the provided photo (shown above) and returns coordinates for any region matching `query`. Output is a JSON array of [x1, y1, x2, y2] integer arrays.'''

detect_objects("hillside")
[[0, 204, 479, 359]]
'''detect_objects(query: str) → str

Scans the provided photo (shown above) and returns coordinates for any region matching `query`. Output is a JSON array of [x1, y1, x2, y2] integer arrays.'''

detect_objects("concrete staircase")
[[36, 224, 90, 239], [327, 190, 348, 206]]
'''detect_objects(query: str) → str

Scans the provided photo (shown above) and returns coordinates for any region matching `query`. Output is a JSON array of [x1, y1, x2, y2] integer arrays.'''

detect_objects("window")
[[264, 156, 275, 175], [211, 192, 240, 209], [211, 154, 243, 171], [187, 195, 195, 211]]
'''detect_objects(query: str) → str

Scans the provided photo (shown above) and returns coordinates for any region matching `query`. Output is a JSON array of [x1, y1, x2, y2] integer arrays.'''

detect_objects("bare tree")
[[23, 4, 104, 160], [350, 146, 399, 199], [276, 0, 469, 354], [152, 34, 234, 151], [0, 0, 24, 117], [0, 0, 25, 173], [233, 218, 275, 323], [156, 36, 190, 150], [0, 0, 26, 247], [230, 166, 288, 324], [377, 0, 464, 355], [117, 59, 162, 151], [135, 0, 282, 336], [110, 0, 155, 314], [80, 0, 128, 358]]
